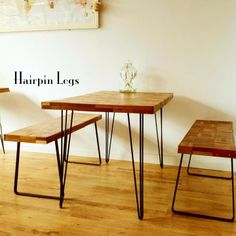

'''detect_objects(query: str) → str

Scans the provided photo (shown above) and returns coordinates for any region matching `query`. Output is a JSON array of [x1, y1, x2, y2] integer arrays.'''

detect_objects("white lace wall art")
[[0, 0, 101, 32]]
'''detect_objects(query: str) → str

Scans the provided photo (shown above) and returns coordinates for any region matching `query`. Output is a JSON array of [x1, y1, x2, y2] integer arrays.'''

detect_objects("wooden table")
[[42, 91, 173, 219], [0, 87, 9, 153]]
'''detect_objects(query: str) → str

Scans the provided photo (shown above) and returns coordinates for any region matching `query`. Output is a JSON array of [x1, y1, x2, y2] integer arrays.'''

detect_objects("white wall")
[[0, 0, 236, 170]]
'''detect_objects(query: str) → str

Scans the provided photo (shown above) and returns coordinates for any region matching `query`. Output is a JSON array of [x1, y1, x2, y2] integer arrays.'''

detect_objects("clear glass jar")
[[119, 61, 137, 93]]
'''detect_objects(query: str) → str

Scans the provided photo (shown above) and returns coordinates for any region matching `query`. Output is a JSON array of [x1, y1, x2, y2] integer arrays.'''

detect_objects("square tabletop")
[[41, 91, 173, 114]]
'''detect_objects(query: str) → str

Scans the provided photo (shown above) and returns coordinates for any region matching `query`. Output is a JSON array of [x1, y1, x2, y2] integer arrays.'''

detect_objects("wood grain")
[[0, 151, 235, 235], [41, 91, 173, 114], [0, 87, 10, 93], [178, 120, 235, 158], [4, 113, 102, 144]]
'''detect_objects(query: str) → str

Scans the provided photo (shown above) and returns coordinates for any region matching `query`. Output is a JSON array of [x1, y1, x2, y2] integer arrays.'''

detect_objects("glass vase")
[[119, 61, 137, 93]]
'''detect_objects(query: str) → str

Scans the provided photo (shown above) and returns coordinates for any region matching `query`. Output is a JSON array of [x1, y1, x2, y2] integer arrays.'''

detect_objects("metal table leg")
[[105, 112, 115, 163], [154, 108, 163, 168], [106, 110, 162, 219], [127, 113, 144, 219], [58, 110, 74, 207], [106, 110, 163, 168]]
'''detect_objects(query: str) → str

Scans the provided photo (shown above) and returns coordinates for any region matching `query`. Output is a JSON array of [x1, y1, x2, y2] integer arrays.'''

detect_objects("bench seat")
[[5, 113, 102, 144], [172, 120, 236, 222], [178, 120, 235, 158], [4, 112, 102, 203]]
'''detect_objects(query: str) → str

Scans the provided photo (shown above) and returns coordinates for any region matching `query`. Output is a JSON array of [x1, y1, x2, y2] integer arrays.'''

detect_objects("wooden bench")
[[172, 120, 235, 222], [0, 88, 9, 153], [4, 112, 102, 200]]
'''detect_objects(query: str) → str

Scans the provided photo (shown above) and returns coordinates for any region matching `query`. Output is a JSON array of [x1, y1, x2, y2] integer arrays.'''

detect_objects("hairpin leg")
[[105, 112, 115, 163], [0, 121, 5, 154], [127, 113, 144, 219]]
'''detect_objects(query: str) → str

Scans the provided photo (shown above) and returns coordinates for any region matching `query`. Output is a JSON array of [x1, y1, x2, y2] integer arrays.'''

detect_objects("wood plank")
[[41, 91, 173, 114], [0, 151, 235, 235], [178, 120, 235, 158], [4, 113, 102, 144], [0, 87, 10, 93]]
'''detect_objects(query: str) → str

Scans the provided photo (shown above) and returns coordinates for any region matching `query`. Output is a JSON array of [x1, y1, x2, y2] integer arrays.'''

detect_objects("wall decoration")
[[0, 0, 101, 32]]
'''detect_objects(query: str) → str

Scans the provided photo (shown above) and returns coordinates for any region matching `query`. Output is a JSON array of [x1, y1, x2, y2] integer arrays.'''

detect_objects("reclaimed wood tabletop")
[[42, 91, 173, 114]]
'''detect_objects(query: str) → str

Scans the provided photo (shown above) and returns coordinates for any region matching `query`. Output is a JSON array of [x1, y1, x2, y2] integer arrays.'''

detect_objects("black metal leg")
[[154, 112, 162, 168], [231, 157, 235, 221], [127, 113, 144, 220], [186, 154, 192, 175], [59, 110, 66, 205], [0, 121, 5, 154], [62, 111, 74, 189], [105, 112, 115, 163], [172, 153, 183, 212], [14, 142, 60, 200], [14, 142, 21, 195], [105, 112, 109, 163], [95, 122, 102, 165], [187, 154, 232, 179], [127, 114, 138, 213], [12, 111, 74, 205], [172, 153, 235, 222], [55, 140, 62, 181], [65, 122, 102, 166], [160, 108, 163, 168], [59, 110, 74, 208], [139, 114, 144, 219]]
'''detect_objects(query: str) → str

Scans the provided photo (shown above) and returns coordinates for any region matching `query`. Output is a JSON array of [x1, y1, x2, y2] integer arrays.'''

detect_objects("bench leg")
[[65, 122, 102, 166], [172, 154, 235, 222], [14, 142, 59, 200], [55, 140, 63, 184], [0, 121, 5, 154], [95, 122, 102, 164], [187, 154, 232, 179], [154, 109, 163, 168]]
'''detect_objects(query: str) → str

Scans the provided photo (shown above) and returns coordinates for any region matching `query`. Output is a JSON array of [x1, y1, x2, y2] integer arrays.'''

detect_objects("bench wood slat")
[[173, 119, 236, 222], [178, 120, 235, 158], [4, 113, 102, 144]]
